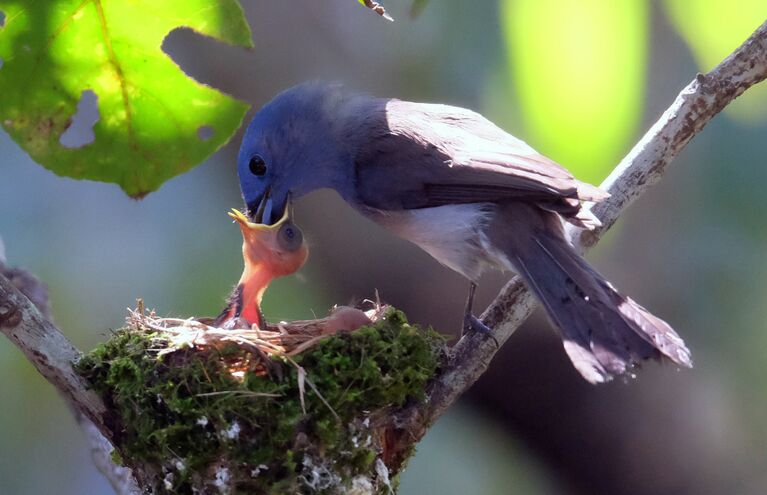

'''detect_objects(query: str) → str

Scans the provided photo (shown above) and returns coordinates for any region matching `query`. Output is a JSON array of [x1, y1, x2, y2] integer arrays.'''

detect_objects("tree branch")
[[0, 264, 138, 493], [79, 412, 141, 495], [361, 0, 394, 21], [390, 17, 767, 451], [0, 274, 112, 436]]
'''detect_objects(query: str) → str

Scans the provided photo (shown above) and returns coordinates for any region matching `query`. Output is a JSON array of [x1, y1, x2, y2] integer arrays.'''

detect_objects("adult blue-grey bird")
[[236, 83, 692, 383]]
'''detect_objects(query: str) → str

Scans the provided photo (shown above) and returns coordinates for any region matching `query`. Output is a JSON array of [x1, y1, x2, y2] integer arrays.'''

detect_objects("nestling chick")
[[215, 206, 308, 329]]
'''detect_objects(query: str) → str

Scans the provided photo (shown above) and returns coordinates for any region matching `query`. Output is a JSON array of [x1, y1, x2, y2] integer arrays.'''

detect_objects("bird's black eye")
[[249, 155, 267, 176], [277, 222, 303, 252]]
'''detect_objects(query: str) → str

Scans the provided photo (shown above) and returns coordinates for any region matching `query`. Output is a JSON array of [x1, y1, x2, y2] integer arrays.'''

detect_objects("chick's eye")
[[277, 222, 303, 252], [249, 155, 267, 176]]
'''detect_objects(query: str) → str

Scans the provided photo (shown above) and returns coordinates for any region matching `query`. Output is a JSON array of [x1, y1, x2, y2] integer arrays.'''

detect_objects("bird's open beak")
[[248, 187, 270, 224], [248, 187, 289, 226], [247, 188, 292, 226]]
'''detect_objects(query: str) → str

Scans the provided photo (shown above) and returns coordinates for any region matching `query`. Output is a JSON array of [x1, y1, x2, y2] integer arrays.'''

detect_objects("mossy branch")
[[0, 18, 766, 495]]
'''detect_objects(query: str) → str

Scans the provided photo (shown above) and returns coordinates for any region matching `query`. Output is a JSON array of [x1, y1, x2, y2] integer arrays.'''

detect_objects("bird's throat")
[[238, 261, 273, 327]]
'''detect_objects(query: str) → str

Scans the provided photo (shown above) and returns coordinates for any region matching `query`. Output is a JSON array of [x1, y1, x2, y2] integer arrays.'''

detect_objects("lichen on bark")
[[76, 308, 446, 494]]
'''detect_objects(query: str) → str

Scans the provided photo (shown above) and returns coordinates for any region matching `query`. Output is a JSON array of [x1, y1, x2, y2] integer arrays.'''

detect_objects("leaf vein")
[[45, 0, 91, 49], [92, 0, 137, 152]]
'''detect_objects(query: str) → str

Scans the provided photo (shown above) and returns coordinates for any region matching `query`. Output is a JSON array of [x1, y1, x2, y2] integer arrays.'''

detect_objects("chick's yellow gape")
[[215, 208, 308, 329]]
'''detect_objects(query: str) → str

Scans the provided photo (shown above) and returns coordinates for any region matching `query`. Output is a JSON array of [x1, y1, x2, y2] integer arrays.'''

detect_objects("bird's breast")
[[358, 203, 497, 282]]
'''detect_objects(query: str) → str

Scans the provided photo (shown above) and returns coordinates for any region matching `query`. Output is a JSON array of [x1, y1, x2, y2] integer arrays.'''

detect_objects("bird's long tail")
[[486, 202, 692, 383]]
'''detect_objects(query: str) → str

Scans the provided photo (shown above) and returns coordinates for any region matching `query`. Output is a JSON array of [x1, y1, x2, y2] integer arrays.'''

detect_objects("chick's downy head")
[[229, 207, 308, 278]]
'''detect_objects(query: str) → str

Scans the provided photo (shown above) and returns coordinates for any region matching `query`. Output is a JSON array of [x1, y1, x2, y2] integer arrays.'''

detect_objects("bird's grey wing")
[[353, 100, 607, 212]]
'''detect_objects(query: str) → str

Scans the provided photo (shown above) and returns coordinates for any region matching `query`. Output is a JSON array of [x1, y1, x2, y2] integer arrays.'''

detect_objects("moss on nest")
[[76, 308, 444, 494]]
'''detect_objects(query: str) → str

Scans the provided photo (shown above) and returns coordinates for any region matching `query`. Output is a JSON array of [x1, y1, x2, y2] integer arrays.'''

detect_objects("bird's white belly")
[[360, 203, 496, 281]]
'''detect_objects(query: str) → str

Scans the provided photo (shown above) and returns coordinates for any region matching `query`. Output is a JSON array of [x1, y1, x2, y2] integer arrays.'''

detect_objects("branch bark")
[[0, 17, 766, 493], [79, 412, 141, 495], [0, 262, 139, 493], [0, 274, 113, 437], [389, 18, 767, 453]]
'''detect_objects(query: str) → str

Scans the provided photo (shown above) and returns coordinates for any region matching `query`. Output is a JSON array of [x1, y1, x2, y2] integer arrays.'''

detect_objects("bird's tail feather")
[[488, 203, 692, 383]]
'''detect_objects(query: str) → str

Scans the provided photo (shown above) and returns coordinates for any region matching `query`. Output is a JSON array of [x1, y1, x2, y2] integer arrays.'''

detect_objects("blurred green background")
[[1, 1, 767, 493]]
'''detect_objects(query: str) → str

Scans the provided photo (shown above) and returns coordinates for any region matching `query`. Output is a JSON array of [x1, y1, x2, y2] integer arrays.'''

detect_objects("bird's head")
[[237, 83, 364, 225], [228, 206, 308, 278]]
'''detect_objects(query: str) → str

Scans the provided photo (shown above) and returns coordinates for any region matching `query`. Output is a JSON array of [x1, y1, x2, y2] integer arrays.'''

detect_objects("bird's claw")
[[463, 314, 499, 348]]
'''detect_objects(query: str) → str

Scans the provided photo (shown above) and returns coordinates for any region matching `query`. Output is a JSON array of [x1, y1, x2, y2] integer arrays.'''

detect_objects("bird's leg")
[[462, 282, 483, 333], [462, 282, 498, 346]]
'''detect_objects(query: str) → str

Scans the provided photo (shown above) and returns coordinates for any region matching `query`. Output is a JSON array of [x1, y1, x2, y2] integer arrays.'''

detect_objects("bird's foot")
[[462, 313, 499, 348]]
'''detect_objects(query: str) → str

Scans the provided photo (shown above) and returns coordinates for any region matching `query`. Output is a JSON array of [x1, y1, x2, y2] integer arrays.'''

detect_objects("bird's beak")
[[247, 188, 291, 226], [247, 187, 272, 224]]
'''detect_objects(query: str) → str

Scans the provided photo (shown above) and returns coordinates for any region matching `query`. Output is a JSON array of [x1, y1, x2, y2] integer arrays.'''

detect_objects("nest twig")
[[126, 302, 388, 359]]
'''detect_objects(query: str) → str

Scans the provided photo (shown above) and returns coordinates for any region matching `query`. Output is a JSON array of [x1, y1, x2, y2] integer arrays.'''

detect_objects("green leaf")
[[0, 0, 252, 197], [500, 0, 648, 184], [663, 0, 767, 124]]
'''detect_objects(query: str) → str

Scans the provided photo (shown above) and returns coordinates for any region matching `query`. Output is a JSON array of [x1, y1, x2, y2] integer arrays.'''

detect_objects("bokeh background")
[[2, 1, 767, 493]]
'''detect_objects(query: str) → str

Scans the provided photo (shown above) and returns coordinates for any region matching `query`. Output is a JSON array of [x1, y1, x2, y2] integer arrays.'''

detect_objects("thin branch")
[[0, 274, 111, 435], [392, 18, 767, 446], [0, 253, 141, 492], [0, 265, 141, 492], [361, 0, 394, 21]]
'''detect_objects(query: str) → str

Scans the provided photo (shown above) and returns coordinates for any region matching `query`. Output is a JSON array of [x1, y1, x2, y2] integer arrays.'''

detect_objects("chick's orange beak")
[[228, 207, 284, 255], [228, 207, 282, 235]]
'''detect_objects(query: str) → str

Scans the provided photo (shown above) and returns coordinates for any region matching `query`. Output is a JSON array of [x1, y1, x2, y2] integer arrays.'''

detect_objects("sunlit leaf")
[[0, 0, 252, 197], [500, 0, 648, 184], [663, 0, 767, 123]]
